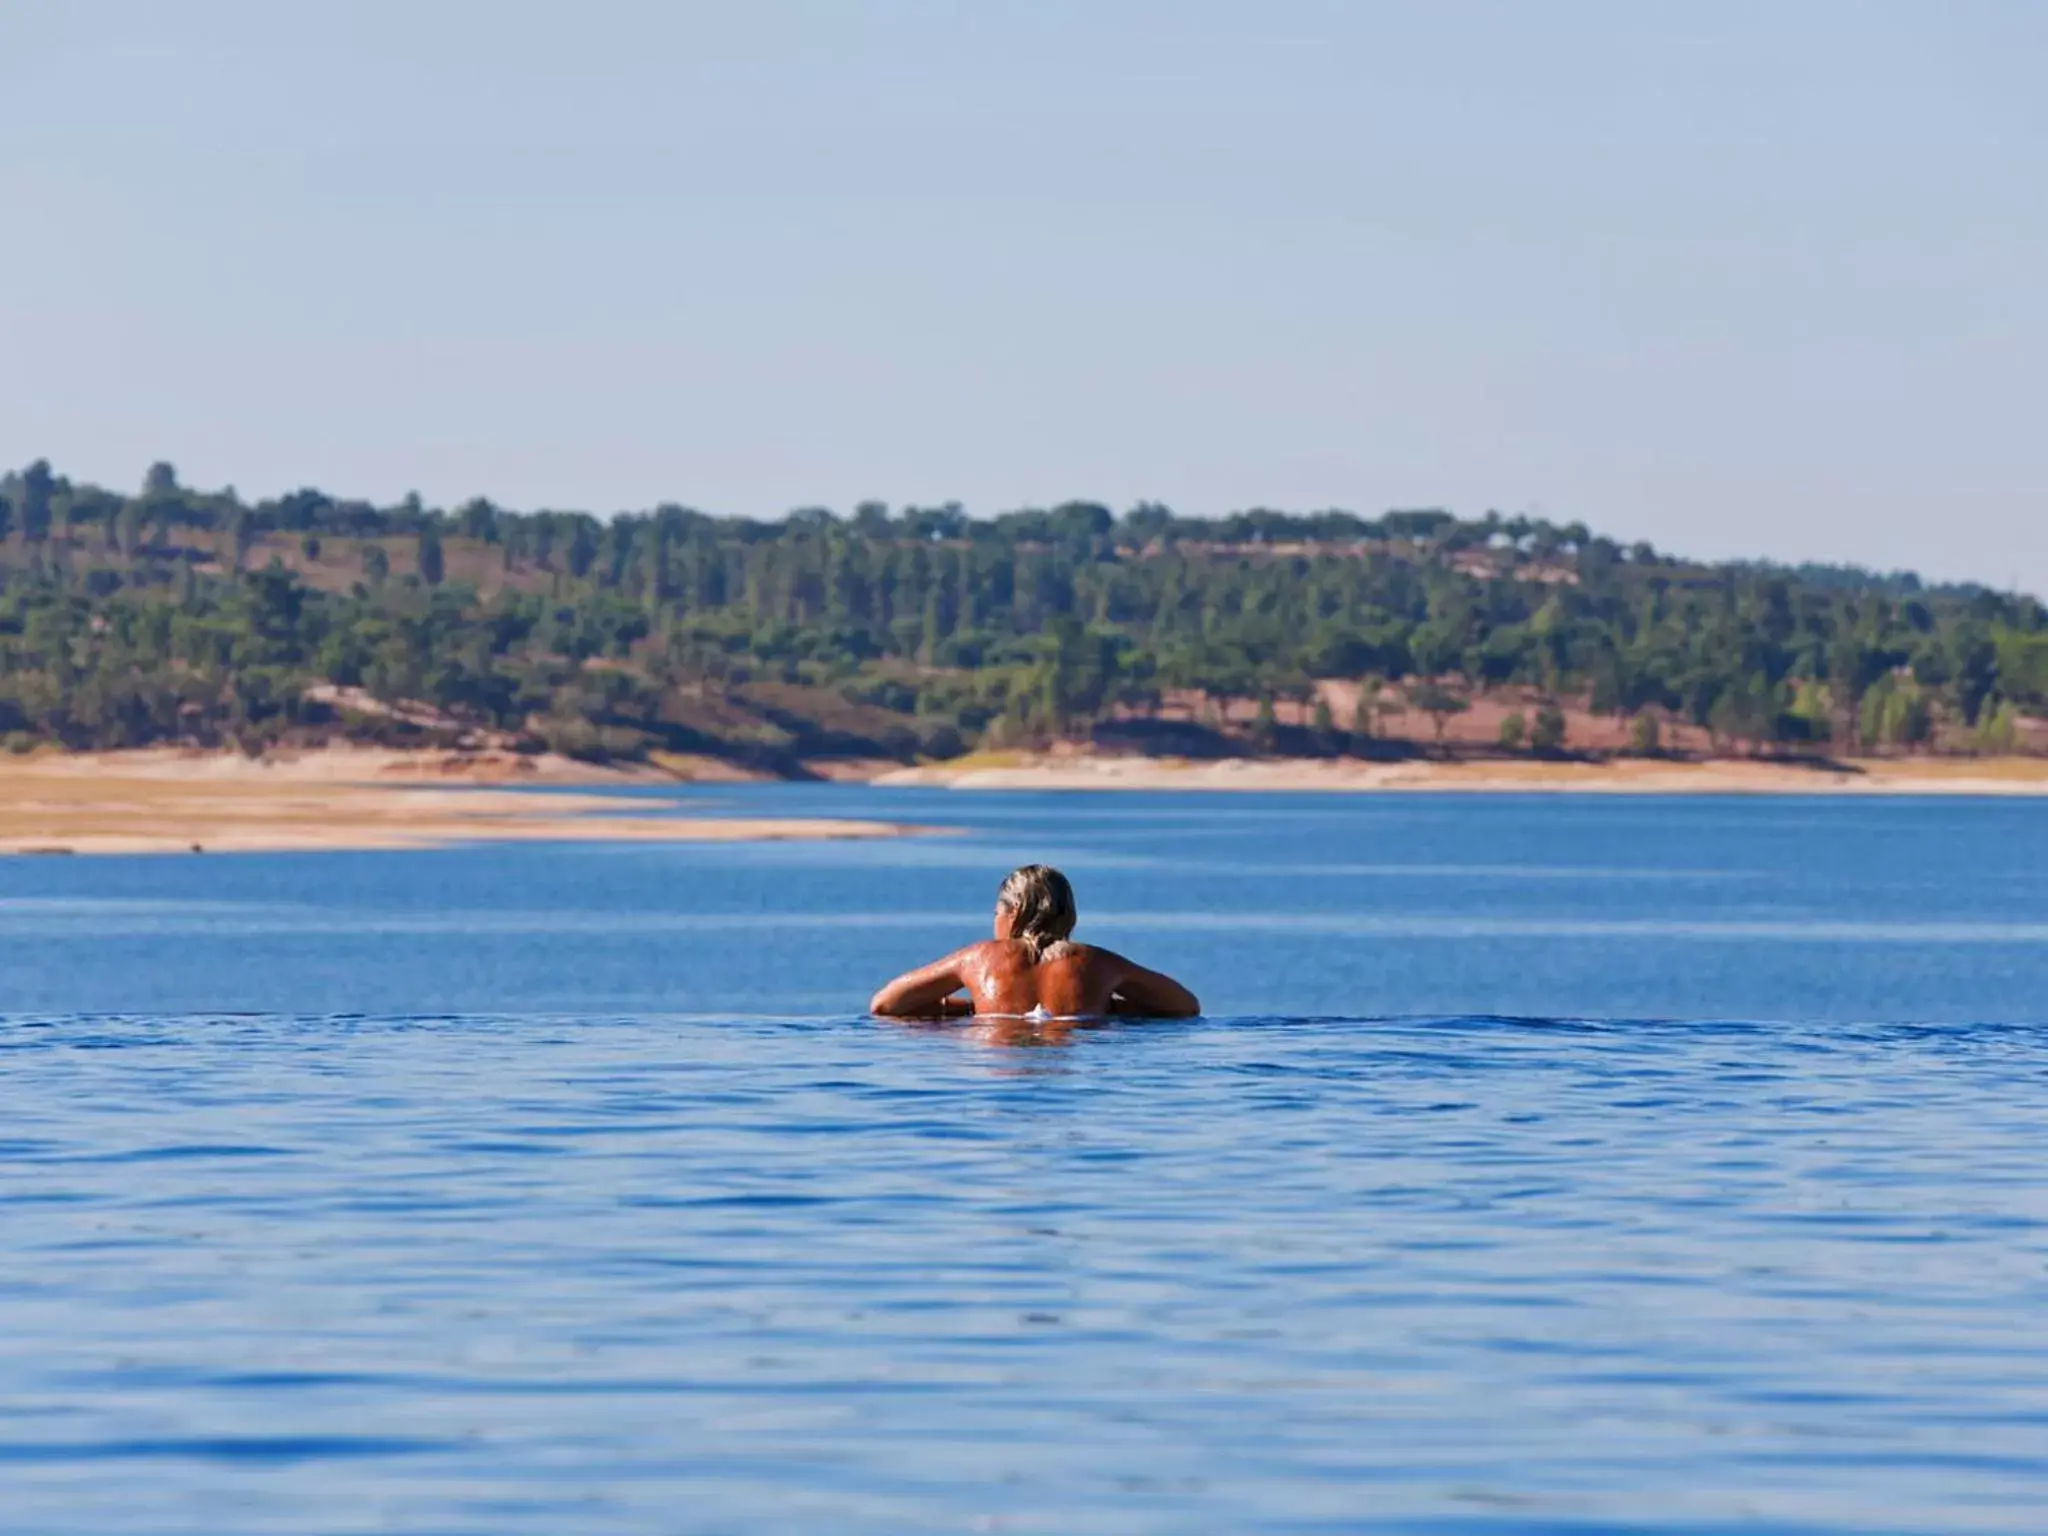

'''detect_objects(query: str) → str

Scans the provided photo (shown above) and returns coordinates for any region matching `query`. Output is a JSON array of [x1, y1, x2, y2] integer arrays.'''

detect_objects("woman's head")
[[994, 864, 1077, 959]]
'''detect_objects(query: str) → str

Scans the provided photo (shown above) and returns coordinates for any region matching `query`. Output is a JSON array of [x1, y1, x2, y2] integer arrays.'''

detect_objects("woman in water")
[[868, 865, 1201, 1020]]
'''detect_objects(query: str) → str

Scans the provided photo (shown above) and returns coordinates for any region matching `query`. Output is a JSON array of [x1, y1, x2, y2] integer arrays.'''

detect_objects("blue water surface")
[[2, 787, 2045, 1533]]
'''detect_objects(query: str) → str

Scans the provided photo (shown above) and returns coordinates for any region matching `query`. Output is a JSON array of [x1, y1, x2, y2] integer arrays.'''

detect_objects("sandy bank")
[[0, 751, 926, 855], [872, 752, 2048, 797], [36, 745, 673, 786]]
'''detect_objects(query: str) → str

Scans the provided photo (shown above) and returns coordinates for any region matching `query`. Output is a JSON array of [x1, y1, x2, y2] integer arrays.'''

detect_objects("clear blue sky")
[[4, 1, 2043, 593]]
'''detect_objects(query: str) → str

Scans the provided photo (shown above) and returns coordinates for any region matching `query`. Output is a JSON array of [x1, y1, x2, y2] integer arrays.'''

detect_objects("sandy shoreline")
[[36, 745, 673, 786], [872, 751, 2048, 797], [0, 749, 924, 855], [6, 746, 2044, 854]]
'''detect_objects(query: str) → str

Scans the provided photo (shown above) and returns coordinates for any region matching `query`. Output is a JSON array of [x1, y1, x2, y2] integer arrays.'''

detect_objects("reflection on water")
[[915, 1014, 1132, 1051]]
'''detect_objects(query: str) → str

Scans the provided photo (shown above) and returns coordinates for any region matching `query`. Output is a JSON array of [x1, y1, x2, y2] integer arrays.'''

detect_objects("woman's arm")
[[1105, 955, 1201, 1018], [869, 947, 979, 1018]]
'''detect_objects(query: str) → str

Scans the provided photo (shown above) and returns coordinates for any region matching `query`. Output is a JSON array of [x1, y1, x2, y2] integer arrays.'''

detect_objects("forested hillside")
[[2, 459, 2043, 769]]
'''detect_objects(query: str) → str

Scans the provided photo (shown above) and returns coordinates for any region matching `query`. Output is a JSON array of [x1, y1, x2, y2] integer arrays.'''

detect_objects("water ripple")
[[0, 1012, 2043, 1533]]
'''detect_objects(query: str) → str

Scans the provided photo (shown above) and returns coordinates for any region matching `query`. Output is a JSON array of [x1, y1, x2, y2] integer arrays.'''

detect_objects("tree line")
[[1, 458, 2043, 765]]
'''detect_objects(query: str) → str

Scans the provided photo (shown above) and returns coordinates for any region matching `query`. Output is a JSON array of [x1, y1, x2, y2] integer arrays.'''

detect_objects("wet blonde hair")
[[997, 864, 1077, 961]]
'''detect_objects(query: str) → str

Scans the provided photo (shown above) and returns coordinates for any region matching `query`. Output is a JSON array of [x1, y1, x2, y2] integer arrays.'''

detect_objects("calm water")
[[2, 788, 2046, 1533]]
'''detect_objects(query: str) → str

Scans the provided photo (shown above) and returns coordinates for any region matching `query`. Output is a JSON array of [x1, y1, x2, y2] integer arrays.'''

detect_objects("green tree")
[[1786, 679, 1834, 746], [1498, 710, 1527, 751], [1312, 696, 1337, 752], [456, 497, 500, 543], [1627, 713, 1662, 756], [1252, 695, 1278, 752], [567, 518, 600, 579], [1994, 626, 2048, 707], [1350, 676, 1386, 738], [1858, 676, 1932, 752], [1889, 689, 1931, 749], [117, 500, 148, 559], [418, 527, 445, 586], [20, 460, 54, 544], [224, 506, 254, 571], [1531, 703, 1568, 754], [0, 456, 2038, 766], [1405, 681, 1468, 750], [1974, 700, 2019, 754]]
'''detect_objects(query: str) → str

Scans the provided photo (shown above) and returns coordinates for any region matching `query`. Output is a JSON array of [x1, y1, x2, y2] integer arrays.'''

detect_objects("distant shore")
[[871, 750, 2048, 797], [0, 748, 925, 855], [4, 746, 2045, 856]]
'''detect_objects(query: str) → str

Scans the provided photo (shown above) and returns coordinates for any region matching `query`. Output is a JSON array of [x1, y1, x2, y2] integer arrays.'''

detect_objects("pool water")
[[2, 788, 2045, 1532]]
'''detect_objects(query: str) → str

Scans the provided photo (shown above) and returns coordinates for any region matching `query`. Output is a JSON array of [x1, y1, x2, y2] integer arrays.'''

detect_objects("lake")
[[2, 787, 2046, 1533]]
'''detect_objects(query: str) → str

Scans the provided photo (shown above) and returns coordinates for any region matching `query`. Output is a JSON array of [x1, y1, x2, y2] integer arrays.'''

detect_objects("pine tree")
[[418, 527, 445, 586]]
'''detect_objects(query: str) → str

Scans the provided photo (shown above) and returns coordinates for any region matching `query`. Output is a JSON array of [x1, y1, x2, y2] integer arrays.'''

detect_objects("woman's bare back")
[[962, 940, 1138, 1017], [871, 939, 1199, 1019], [868, 865, 1200, 1020]]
